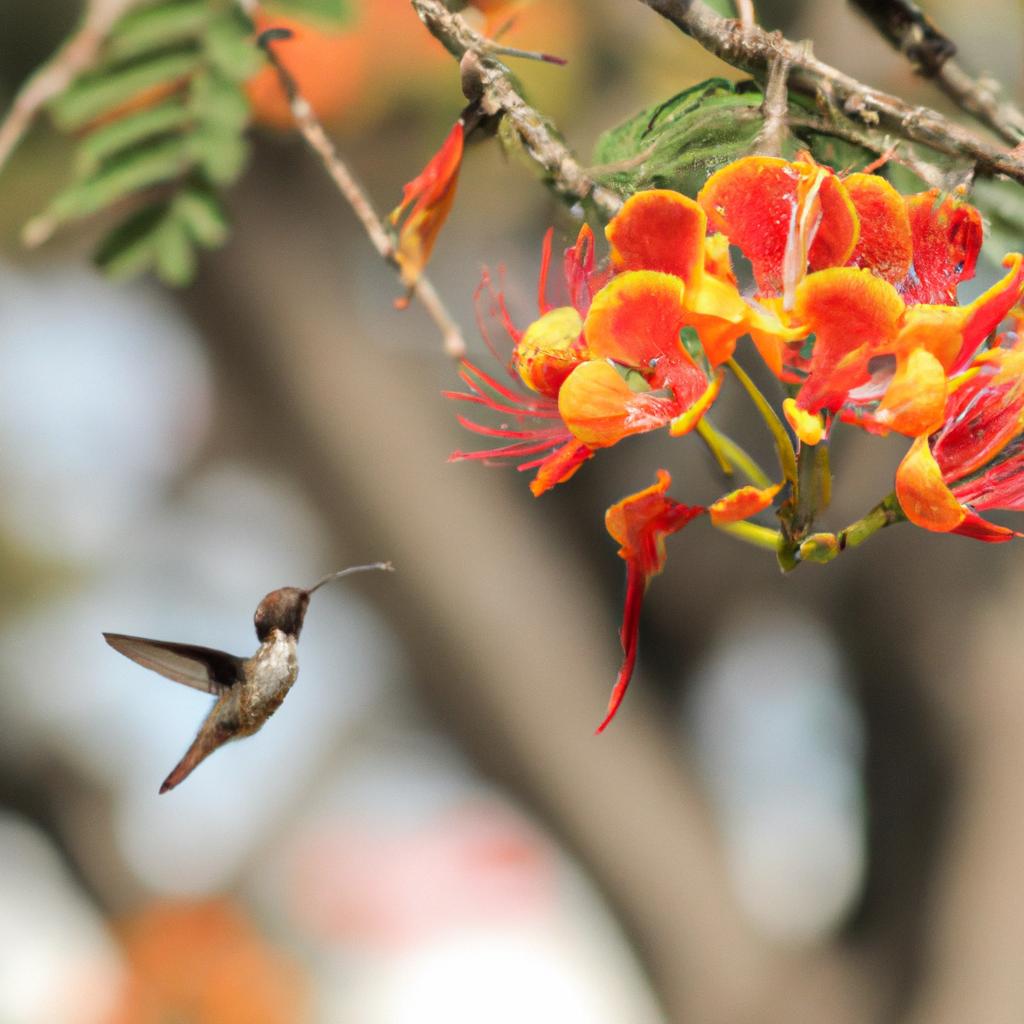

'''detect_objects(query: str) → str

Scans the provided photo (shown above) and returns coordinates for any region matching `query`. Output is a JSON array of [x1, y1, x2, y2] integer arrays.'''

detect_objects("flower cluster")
[[447, 154, 1024, 729]]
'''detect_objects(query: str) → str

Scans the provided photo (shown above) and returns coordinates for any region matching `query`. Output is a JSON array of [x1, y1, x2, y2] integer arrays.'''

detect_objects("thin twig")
[[411, 0, 623, 221], [0, 0, 140, 175], [639, 0, 1024, 186], [242, 4, 465, 359], [785, 114, 947, 187], [734, 0, 756, 31], [757, 52, 791, 156], [851, 0, 1024, 146]]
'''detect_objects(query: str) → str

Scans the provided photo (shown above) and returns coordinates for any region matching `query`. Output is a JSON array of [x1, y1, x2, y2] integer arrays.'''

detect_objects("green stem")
[[726, 358, 797, 484], [778, 438, 833, 570], [713, 520, 782, 550], [797, 492, 906, 564], [696, 419, 773, 489]]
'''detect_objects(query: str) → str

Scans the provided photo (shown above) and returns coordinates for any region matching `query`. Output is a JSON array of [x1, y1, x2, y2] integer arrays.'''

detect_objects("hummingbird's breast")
[[238, 628, 299, 732]]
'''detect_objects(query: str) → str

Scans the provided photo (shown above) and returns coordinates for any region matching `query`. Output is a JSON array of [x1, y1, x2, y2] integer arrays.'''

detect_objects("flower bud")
[[513, 306, 586, 397]]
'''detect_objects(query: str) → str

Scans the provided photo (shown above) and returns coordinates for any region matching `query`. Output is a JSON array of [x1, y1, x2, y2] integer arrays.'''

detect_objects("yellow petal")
[[709, 483, 782, 525], [875, 348, 947, 436], [783, 398, 824, 446], [895, 434, 966, 532]]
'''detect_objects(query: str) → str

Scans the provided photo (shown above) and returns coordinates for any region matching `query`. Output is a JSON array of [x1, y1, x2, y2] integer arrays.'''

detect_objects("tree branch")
[[242, 4, 466, 359], [0, 0, 141, 175], [638, 0, 1024, 186], [851, 0, 1024, 147], [410, 0, 623, 220]]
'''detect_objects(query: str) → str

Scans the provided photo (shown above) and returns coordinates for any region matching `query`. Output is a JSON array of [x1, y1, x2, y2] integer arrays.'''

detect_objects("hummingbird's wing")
[[102, 633, 245, 695]]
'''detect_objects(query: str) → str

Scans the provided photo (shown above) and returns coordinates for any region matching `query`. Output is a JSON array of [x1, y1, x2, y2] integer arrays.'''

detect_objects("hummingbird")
[[103, 563, 393, 794]]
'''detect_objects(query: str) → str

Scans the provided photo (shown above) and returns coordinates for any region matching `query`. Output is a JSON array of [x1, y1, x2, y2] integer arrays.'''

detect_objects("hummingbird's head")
[[254, 587, 311, 641]]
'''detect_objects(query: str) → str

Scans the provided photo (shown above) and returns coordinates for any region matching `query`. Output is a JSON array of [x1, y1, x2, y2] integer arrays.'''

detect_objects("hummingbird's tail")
[[159, 721, 232, 794]]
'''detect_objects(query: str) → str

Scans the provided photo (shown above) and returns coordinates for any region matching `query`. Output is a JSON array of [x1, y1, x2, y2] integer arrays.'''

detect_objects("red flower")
[[600, 470, 704, 731], [446, 226, 607, 495], [896, 338, 1024, 541], [390, 120, 464, 291], [698, 155, 858, 305], [786, 255, 1024, 443], [694, 156, 1024, 446]]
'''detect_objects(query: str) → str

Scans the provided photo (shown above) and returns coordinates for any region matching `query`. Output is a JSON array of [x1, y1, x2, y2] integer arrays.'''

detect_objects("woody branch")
[[638, 0, 1024, 186], [237, 0, 467, 359], [410, 0, 623, 220]]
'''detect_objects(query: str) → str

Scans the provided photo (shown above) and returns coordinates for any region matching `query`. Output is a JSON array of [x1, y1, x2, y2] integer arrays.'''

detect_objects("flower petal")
[[600, 470, 704, 731], [606, 189, 707, 285], [683, 273, 751, 367], [895, 304, 968, 371], [951, 513, 1018, 543], [389, 121, 464, 289], [902, 189, 982, 305], [709, 483, 782, 524], [698, 156, 858, 296], [874, 348, 948, 436], [584, 270, 686, 368], [528, 439, 593, 497], [558, 360, 676, 446], [793, 266, 905, 413], [513, 306, 586, 397], [783, 398, 824, 446], [669, 369, 724, 436], [953, 252, 1024, 372], [934, 348, 1024, 481], [843, 172, 913, 284], [895, 434, 966, 532]]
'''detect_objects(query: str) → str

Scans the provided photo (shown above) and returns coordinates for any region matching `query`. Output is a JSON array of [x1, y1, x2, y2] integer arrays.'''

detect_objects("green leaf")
[[49, 50, 201, 130], [94, 202, 168, 280], [45, 136, 192, 223], [593, 79, 765, 198], [204, 10, 265, 81], [75, 100, 192, 173], [595, 78, 920, 201], [263, 0, 355, 28], [154, 214, 198, 285], [187, 128, 248, 184], [33, 0, 256, 288], [679, 326, 711, 375], [172, 185, 229, 247], [189, 71, 251, 130], [106, 0, 211, 62]]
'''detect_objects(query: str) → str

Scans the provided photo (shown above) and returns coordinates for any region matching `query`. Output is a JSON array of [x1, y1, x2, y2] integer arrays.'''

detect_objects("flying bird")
[[104, 563, 393, 793]]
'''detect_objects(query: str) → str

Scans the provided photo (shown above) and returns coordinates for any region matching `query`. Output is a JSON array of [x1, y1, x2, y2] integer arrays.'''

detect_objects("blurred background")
[[1, 1, 1023, 1021]]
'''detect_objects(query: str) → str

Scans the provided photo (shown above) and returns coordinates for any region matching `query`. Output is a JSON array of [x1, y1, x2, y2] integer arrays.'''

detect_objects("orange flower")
[[449, 227, 726, 494], [895, 340, 1024, 541], [447, 226, 606, 496], [107, 899, 307, 1024], [600, 470, 704, 731], [901, 189, 983, 305], [390, 120, 465, 292], [786, 254, 1024, 443], [691, 157, 1024, 445], [604, 187, 798, 366], [694, 157, 985, 309], [570, 269, 722, 440], [697, 156, 859, 305]]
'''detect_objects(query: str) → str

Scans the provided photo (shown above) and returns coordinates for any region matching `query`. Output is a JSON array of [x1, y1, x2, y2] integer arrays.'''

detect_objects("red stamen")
[[454, 415, 567, 440], [537, 227, 554, 314], [443, 390, 562, 418]]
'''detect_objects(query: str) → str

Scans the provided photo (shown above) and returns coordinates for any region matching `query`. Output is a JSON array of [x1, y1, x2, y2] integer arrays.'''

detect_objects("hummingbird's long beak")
[[306, 562, 394, 595]]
